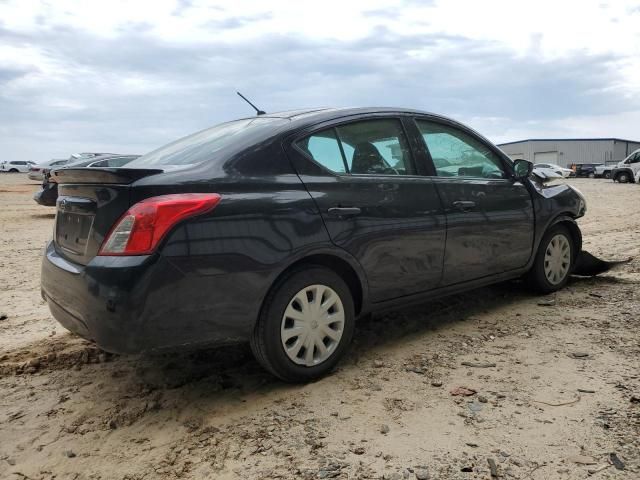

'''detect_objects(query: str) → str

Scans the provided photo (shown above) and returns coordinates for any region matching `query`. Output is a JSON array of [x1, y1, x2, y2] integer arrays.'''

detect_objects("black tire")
[[588, 172, 595, 178], [9, 168, 18, 173], [617, 172, 630, 183], [525, 225, 574, 294], [250, 266, 355, 382], [604, 171, 611, 179]]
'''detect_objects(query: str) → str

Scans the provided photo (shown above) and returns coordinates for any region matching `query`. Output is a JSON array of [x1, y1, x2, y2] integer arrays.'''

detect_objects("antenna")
[[236, 91, 266, 115]]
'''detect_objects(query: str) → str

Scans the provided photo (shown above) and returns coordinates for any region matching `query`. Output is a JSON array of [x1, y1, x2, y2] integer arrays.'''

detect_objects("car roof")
[[234, 107, 447, 130]]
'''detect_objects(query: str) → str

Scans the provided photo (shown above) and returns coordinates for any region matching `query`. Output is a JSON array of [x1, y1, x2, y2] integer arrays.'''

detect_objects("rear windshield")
[[127, 117, 286, 168]]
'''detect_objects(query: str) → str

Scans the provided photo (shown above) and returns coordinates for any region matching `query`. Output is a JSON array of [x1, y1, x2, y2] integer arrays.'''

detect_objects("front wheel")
[[250, 266, 355, 382], [526, 225, 574, 293], [588, 172, 595, 178], [604, 171, 611, 179], [617, 172, 630, 183]]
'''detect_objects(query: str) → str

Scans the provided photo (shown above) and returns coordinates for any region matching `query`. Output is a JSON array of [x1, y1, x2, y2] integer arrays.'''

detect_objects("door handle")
[[452, 200, 476, 211], [327, 207, 362, 217]]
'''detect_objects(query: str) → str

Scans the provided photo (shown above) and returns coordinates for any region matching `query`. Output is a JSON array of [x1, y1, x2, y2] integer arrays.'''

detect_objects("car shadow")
[[110, 273, 636, 398], [103, 281, 534, 397]]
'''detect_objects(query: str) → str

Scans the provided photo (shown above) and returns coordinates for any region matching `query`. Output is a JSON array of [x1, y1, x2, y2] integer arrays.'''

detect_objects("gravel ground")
[[0, 173, 638, 480]]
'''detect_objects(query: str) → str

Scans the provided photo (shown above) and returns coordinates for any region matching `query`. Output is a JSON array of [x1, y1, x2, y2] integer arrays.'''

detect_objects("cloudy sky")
[[1, 0, 639, 161]]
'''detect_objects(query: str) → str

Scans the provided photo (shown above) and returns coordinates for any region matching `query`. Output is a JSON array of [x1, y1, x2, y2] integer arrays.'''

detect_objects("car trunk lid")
[[52, 168, 163, 265]]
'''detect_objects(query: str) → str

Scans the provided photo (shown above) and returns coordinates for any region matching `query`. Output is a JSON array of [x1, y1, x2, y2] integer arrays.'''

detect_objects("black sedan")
[[42, 108, 586, 382]]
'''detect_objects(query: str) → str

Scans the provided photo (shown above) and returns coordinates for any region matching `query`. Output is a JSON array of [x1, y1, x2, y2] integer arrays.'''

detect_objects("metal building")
[[497, 138, 640, 168]]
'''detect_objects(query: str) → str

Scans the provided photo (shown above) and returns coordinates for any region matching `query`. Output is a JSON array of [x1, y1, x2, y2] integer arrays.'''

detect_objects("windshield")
[[127, 117, 286, 168]]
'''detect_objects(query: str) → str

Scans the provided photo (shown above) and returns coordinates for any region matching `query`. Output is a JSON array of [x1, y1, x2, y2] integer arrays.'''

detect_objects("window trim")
[[333, 127, 350, 173], [292, 116, 421, 178], [411, 116, 515, 180]]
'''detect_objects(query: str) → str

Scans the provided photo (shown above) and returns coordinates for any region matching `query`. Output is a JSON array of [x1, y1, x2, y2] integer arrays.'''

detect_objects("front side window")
[[416, 120, 506, 179], [296, 119, 414, 175], [337, 119, 413, 175], [629, 152, 640, 164]]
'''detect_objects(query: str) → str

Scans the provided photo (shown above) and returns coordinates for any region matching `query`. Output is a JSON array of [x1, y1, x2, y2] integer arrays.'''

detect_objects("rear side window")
[[108, 157, 133, 167], [416, 120, 506, 179], [300, 130, 346, 173], [297, 119, 414, 175], [96, 156, 135, 167]]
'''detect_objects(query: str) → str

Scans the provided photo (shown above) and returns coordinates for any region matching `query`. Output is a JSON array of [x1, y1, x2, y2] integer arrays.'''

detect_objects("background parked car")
[[28, 159, 69, 181], [594, 162, 618, 179], [531, 165, 564, 181], [570, 163, 603, 178], [533, 163, 573, 178], [34, 154, 139, 206], [0, 160, 34, 173], [612, 148, 640, 183]]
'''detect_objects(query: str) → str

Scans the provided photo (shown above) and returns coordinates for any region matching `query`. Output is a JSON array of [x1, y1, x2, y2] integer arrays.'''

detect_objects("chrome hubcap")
[[544, 234, 571, 285], [280, 284, 345, 366]]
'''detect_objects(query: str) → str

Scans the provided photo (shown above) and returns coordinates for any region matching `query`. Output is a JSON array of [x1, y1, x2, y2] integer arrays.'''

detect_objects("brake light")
[[98, 193, 221, 256]]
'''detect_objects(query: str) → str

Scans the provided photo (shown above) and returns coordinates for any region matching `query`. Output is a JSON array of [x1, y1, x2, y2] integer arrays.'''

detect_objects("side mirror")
[[513, 159, 533, 180]]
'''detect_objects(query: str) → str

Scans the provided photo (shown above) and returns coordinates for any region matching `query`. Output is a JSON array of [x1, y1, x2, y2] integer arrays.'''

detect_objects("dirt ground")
[[0, 173, 638, 480]]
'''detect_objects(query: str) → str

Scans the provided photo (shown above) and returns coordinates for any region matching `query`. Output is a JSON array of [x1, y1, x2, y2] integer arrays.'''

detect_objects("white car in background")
[[0, 160, 34, 173], [531, 166, 564, 182], [28, 153, 112, 181], [28, 158, 69, 181], [533, 163, 573, 178]]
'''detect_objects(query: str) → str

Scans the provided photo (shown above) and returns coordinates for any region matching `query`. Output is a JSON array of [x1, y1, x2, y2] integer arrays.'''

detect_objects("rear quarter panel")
[[130, 144, 340, 344]]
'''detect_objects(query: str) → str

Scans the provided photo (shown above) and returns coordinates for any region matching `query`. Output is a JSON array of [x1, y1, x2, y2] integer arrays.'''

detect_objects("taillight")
[[98, 193, 221, 256]]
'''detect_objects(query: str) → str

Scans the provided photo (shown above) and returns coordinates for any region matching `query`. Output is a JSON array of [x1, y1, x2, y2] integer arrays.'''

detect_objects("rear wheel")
[[526, 225, 574, 293], [604, 171, 611, 179], [617, 172, 630, 183], [250, 266, 355, 382], [9, 168, 18, 173]]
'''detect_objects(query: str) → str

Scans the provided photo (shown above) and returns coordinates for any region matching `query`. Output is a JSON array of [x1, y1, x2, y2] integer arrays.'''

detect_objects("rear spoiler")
[[51, 168, 163, 185]]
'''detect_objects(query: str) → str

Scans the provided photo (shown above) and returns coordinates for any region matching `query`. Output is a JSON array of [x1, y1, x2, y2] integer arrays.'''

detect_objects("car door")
[[413, 118, 534, 285], [287, 116, 446, 303], [626, 151, 640, 176]]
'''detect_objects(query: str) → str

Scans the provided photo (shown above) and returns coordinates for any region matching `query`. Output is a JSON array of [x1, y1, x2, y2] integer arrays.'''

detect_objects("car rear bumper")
[[41, 242, 261, 354]]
